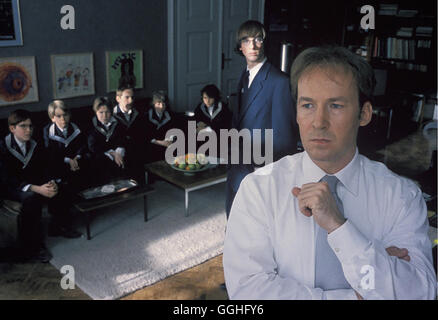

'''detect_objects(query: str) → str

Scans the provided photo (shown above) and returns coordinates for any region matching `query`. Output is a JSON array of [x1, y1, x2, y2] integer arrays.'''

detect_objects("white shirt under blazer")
[[223, 150, 437, 300]]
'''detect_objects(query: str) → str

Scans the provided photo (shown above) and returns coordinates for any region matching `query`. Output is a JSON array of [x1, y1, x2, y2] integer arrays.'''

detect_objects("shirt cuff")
[[64, 157, 71, 164], [105, 150, 115, 161], [115, 147, 125, 157], [327, 220, 371, 263], [22, 184, 31, 192]]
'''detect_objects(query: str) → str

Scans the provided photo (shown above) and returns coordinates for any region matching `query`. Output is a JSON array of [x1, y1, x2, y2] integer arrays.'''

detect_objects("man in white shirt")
[[223, 46, 437, 300]]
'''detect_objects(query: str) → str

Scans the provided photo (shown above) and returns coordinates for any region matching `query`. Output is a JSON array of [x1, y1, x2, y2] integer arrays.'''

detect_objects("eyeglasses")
[[16, 124, 33, 130], [240, 37, 264, 47]]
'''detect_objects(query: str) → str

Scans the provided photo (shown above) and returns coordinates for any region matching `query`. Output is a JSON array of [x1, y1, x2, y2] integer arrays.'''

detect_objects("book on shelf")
[[416, 26, 433, 37], [396, 27, 413, 37], [397, 9, 418, 17], [378, 3, 398, 15]]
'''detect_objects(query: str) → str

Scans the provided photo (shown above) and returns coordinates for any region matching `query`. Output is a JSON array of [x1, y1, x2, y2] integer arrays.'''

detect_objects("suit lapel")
[[237, 61, 271, 126]]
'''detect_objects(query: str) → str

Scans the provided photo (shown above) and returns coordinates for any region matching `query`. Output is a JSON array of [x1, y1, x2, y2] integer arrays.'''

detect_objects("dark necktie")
[[314, 175, 351, 290], [242, 70, 250, 94], [238, 70, 250, 115]]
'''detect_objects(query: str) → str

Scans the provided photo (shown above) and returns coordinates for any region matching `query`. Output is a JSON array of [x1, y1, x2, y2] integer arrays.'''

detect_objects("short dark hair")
[[116, 85, 134, 96], [290, 46, 376, 107], [201, 84, 221, 102], [93, 96, 113, 113], [234, 20, 266, 56], [8, 109, 32, 126]]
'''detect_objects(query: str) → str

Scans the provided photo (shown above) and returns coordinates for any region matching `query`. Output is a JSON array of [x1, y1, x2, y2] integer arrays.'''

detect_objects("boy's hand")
[[69, 158, 80, 171], [31, 182, 58, 198], [112, 152, 124, 168]]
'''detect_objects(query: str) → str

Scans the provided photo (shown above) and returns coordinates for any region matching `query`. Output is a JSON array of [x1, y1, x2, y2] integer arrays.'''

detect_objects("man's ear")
[[9, 125, 15, 134], [359, 101, 373, 127]]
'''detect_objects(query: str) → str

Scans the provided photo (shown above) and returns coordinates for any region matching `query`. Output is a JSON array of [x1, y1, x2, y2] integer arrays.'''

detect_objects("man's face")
[[296, 66, 372, 173], [51, 107, 70, 129], [96, 105, 112, 125], [239, 34, 265, 68], [10, 119, 33, 142], [116, 89, 134, 112]]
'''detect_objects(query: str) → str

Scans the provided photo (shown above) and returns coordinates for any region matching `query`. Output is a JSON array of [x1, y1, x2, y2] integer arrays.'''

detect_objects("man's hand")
[[292, 183, 346, 233], [31, 181, 58, 198], [386, 246, 411, 262], [69, 158, 80, 171]]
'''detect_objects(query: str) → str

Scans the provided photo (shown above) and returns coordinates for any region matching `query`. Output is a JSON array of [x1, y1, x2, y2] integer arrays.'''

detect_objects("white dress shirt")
[[223, 150, 436, 300], [247, 57, 267, 88]]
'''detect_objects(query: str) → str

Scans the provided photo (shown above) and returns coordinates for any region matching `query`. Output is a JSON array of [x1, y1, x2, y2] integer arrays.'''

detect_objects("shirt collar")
[[301, 149, 360, 196], [247, 57, 267, 75], [118, 105, 132, 115], [13, 135, 26, 149]]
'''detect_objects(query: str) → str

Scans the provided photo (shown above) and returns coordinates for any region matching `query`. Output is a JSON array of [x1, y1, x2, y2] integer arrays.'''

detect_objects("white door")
[[169, 0, 264, 112]]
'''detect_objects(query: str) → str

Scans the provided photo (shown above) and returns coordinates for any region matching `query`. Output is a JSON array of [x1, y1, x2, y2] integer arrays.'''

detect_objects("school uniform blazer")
[[228, 60, 298, 193], [0, 134, 51, 195], [43, 122, 89, 180], [194, 101, 232, 133], [145, 108, 175, 142], [113, 105, 147, 145], [87, 117, 126, 158]]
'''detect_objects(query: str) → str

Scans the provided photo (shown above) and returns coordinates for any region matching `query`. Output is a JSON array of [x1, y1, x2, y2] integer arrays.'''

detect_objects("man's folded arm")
[[328, 187, 437, 300]]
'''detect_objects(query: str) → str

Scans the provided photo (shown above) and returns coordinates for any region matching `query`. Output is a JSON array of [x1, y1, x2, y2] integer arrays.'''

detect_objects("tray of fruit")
[[170, 153, 216, 173]]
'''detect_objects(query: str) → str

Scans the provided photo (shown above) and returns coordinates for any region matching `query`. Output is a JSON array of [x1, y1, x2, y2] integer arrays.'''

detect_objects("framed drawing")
[[106, 50, 143, 92], [0, 0, 23, 47], [0, 56, 39, 106], [51, 53, 95, 99]]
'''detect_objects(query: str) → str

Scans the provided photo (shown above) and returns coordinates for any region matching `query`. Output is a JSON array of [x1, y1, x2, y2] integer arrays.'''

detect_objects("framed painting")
[[106, 50, 143, 92], [0, 0, 23, 47], [51, 52, 95, 99], [0, 56, 39, 106]]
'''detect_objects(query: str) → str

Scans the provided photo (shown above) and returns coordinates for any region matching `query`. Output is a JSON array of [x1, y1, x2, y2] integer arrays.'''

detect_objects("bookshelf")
[[343, 1, 436, 94]]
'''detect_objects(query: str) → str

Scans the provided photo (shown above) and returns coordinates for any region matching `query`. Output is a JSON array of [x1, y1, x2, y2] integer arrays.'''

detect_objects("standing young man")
[[225, 20, 298, 217], [223, 46, 436, 299]]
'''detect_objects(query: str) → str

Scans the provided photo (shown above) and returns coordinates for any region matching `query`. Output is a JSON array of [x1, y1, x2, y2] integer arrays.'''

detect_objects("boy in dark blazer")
[[43, 100, 90, 222], [226, 20, 299, 217], [88, 96, 127, 186], [0, 110, 79, 263], [113, 86, 147, 185]]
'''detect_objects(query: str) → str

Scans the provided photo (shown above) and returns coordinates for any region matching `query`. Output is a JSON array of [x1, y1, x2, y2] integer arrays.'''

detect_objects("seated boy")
[[113, 86, 147, 184], [43, 99, 91, 195], [88, 96, 127, 185], [145, 90, 176, 163], [0, 110, 79, 263]]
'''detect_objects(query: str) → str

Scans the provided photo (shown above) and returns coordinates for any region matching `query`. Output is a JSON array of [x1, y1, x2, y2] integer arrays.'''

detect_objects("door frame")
[[168, 0, 265, 106]]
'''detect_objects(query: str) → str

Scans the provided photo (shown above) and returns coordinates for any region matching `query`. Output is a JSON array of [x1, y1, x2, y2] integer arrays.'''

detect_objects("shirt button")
[[335, 248, 340, 253]]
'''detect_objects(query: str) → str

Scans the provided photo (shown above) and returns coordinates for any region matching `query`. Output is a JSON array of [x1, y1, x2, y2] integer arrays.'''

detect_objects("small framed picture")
[[51, 52, 95, 99], [0, 0, 23, 47], [0, 56, 39, 106], [106, 50, 143, 92]]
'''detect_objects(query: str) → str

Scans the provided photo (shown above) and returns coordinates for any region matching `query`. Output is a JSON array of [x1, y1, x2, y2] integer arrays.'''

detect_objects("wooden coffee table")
[[145, 161, 227, 216], [74, 184, 154, 240]]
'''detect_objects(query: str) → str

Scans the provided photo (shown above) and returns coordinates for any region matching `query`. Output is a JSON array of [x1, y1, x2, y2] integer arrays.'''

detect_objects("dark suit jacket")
[[42, 122, 90, 181], [227, 60, 298, 193], [144, 108, 176, 163], [0, 134, 52, 196]]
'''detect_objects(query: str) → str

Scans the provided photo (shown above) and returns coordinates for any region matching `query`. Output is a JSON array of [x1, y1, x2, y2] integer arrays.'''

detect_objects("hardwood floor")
[[0, 127, 435, 300]]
